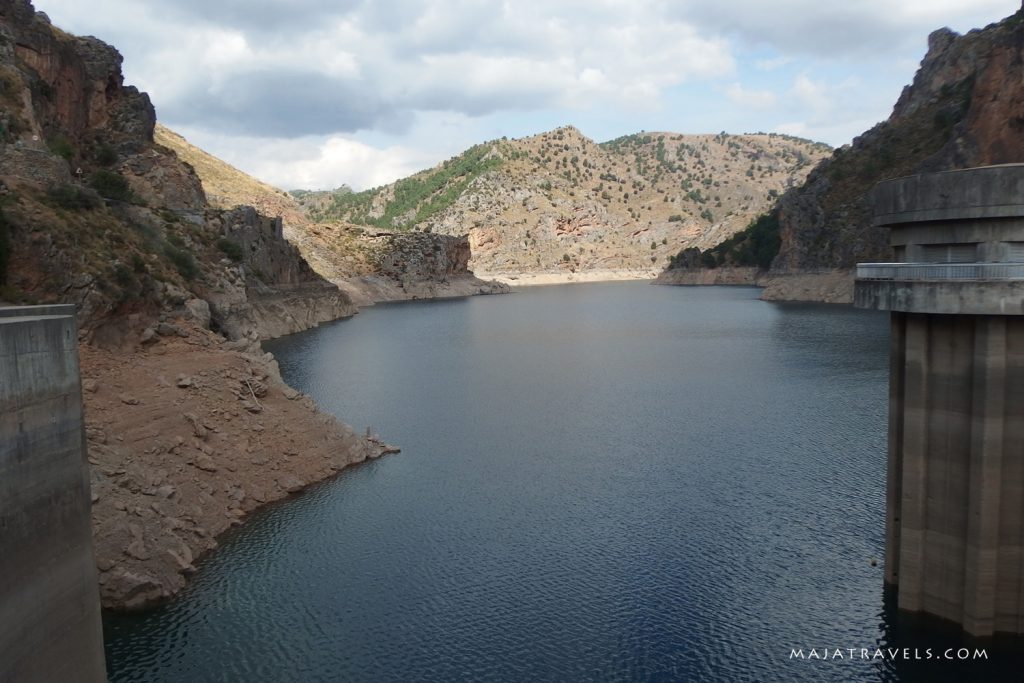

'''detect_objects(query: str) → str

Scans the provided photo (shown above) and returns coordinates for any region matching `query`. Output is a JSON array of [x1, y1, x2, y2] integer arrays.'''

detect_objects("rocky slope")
[[0, 0, 389, 610], [153, 123, 308, 229], [660, 5, 1024, 301], [155, 124, 507, 303], [298, 127, 830, 281], [0, 0, 353, 339]]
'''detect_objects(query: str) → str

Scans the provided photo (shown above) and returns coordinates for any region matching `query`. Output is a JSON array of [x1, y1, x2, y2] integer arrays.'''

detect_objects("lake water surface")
[[104, 283, 1022, 681]]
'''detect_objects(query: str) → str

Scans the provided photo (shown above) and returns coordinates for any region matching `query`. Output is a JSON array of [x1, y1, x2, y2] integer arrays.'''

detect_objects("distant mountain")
[[296, 127, 830, 279]]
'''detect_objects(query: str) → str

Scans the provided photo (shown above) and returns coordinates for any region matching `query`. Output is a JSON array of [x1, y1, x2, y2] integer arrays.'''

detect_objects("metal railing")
[[856, 262, 1024, 281]]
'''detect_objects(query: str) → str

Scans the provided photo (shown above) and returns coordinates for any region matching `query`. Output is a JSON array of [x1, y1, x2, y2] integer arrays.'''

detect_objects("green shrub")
[[113, 263, 134, 287], [89, 170, 132, 201], [667, 210, 781, 271], [164, 243, 199, 280], [0, 112, 23, 142], [704, 210, 780, 269], [48, 134, 74, 161], [47, 184, 101, 210], [94, 145, 118, 166], [319, 143, 503, 229], [216, 237, 244, 262]]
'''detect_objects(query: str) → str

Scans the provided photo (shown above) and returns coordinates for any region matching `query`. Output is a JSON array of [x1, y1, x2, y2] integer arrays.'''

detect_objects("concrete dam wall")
[[0, 305, 106, 682], [855, 165, 1024, 636]]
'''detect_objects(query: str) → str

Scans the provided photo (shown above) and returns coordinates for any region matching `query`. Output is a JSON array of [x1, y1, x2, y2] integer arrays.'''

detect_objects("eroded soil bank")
[[84, 323, 399, 611], [654, 267, 854, 304]]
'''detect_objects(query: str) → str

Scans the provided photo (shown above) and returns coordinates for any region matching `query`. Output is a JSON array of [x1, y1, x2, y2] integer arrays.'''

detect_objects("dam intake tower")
[[855, 164, 1024, 637]]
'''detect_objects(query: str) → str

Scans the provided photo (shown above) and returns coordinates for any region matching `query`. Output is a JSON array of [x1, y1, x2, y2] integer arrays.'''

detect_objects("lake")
[[104, 283, 1021, 681]]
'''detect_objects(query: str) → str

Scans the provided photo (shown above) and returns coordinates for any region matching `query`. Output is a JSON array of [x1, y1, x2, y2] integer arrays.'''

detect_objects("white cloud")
[[724, 83, 777, 110], [774, 73, 893, 145], [754, 56, 793, 71], [174, 127, 438, 191], [670, 0, 1018, 56], [790, 75, 832, 116], [36, 0, 735, 138], [264, 136, 435, 191], [30, 0, 1022, 181]]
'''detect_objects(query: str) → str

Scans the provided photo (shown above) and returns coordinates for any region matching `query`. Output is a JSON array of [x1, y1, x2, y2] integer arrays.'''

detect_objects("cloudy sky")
[[35, 0, 1019, 191]]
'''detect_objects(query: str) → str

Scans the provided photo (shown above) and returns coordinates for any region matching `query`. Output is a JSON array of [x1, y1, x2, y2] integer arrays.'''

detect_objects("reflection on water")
[[104, 284, 1023, 681]]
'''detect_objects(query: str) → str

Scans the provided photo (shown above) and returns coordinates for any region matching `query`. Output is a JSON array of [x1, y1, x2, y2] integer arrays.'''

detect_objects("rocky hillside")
[[155, 124, 507, 301], [153, 124, 309, 230], [0, 0, 407, 611], [298, 127, 830, 280], [0, 0, 354, 340], [667, 5, 1024, 282]]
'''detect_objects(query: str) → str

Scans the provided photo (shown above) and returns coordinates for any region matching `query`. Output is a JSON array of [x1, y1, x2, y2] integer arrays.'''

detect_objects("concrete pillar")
[[856, 164, 1024, 637], [0, 305, 106, 682], [963, 317, 1005, 635], [884, 312, 906, 587]]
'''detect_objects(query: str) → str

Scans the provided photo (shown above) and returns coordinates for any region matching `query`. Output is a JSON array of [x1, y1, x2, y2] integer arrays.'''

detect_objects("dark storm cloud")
[[38, 0, 1018, 143], [670, 1, 1015, 57], [161, 0, 363, 34], [159, 69, 402, 137]]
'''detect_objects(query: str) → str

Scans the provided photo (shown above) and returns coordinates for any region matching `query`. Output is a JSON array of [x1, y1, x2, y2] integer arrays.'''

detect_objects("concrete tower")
[[855, 164, 1024, 637], [0, 305, 106, 682]]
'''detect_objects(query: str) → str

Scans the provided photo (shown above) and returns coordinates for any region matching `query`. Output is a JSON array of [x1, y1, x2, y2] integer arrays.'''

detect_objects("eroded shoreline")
[[653, 267, 854, 304], [90, 282, 504, 612]]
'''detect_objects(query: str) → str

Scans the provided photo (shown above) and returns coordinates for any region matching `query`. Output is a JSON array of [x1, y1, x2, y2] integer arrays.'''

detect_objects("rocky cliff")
[[204, 206, 357, 340], [297, 127, 829, 281], [333, 230, 509, 305], [0, 0, 352, 339], [0, 0, 383, 611], [658, 6, 1024, 301], [770, 21, 995, 272], [154, 123, 507, 303]]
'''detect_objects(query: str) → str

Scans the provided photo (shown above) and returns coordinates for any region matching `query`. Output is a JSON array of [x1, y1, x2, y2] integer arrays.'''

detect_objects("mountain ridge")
[[285, 125, 830, 280]]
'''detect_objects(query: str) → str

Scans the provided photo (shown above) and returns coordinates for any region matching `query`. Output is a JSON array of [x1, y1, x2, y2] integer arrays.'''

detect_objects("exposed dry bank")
[[83, 322, 398, 611], [654, 267, 854, 304]]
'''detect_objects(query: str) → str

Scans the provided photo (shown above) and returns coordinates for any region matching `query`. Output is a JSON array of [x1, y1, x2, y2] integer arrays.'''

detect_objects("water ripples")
[[105, 284, 1022, 681]]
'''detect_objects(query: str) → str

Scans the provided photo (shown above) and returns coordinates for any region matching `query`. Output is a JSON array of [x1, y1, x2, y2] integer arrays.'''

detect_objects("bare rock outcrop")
[[658, 5, 1024, 302], [334, 231, 509, 305], [203, 206, 357, 340], [772, 5, 1024, 272]]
